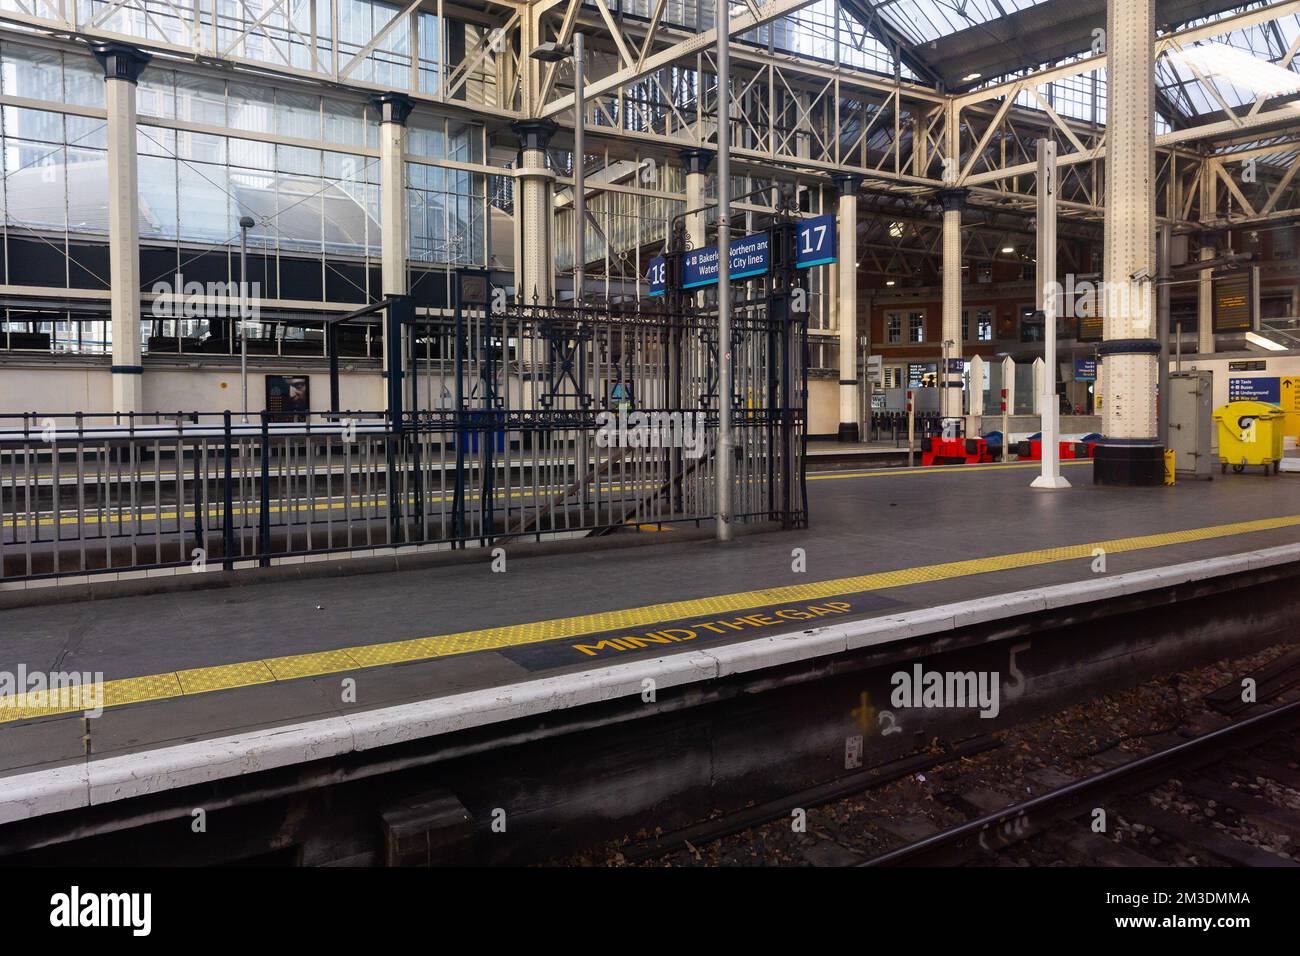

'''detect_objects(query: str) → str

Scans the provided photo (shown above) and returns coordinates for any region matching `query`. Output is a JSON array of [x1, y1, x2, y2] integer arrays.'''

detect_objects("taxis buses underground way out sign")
[[647, 214, 836, 296]]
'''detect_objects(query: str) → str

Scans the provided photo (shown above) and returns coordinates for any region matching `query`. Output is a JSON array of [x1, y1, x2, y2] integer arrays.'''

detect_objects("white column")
[[373, 93, 413, 296], [1096, 0, 1162, 485], [372, 93, 413, 387], [93, 42, 150, 415], [1197, 244, 1215, 354], [937, 188, 966, 422], [511, 120, 558, 303], [1032, 139, 1069, 488], [835, 173, 862, 442], [680, 148, 712, 251]]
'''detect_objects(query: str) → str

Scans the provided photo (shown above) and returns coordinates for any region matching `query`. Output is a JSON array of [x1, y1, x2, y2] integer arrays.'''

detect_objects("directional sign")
[[1074, 358, 1097, 381], [796, 214, 836, 268], [683, 232, 771, 289], [647, 255, 667, 297], [1283, 376, 1300, 412], [1228, 376, 1280, 403], [652, 217, 835, 295], [1283, 377, 1300, 438]]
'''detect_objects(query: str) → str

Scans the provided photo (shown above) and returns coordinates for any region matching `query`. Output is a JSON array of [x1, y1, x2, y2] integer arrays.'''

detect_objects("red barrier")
[[921, 437, 995, 466], [1016, 440, 1099, 461]]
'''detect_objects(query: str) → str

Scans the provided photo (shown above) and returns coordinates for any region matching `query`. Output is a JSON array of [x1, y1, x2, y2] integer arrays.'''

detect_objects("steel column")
[[716, 1, 733, 543], [373, 92, 414, 399], [92, 42, 150, 416], [936, 187, 967, 423], [511, 120, 559, 303], [1197, 244, 1216, 355], [1094, 0, 1163, 486], [834, 173, 862, 442]]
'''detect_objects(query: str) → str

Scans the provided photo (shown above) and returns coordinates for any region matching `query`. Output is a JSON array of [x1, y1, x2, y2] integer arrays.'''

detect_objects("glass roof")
[[868, 0, 1055, 46], [1155, 13, 1300, 119]]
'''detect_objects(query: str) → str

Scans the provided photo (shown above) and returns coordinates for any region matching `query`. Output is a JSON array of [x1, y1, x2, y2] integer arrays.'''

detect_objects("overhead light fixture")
[[1245, 331, 1286, 352], [1001, 246, 1014, 253], [962, 72, 981, 82], [529, 41, 574, 62], [886, 280, 896, 286]]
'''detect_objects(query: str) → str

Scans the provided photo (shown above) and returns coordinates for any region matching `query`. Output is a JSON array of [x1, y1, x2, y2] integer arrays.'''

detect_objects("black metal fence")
[[1, 296, 806, 582]]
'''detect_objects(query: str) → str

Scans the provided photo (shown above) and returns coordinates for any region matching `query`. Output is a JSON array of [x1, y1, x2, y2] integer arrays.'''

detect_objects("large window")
[[887, 312, 902, 344], [0, 39, 490, 355], [886, 310, 925, 344], [961, 308, 995, 342], [909, 312, 925, 343]]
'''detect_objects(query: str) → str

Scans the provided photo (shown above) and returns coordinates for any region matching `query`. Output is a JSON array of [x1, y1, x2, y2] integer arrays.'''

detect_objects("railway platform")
[[2, 458, 1300, 861]]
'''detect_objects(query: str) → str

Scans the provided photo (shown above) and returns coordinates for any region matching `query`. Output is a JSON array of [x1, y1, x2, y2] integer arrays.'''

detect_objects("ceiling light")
[[962, 72, 981, 82], [1001, 246, 1014, 253], [885, 280, 896, 286]]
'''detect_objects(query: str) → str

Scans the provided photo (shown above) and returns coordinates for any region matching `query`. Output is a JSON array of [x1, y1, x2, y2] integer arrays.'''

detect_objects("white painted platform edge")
[[3, 541, 1299, 825]]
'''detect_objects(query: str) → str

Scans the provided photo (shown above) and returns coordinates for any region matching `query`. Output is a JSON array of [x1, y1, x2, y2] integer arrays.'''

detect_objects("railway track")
[[609, 648, 1300, 868], [862, 698, 1300, 867]]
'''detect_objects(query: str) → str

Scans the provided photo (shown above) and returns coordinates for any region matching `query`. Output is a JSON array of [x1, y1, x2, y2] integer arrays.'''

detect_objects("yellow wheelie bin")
[[1214, 400, 1285, 475]]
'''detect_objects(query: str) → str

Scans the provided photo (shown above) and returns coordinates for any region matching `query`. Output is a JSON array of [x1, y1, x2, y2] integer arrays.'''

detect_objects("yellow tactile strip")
[[2, 512, 1297, 723], [808, 459, 1094, 480]]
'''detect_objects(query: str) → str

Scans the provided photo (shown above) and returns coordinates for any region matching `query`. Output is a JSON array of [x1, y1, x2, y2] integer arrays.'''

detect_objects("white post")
[[1002, 356, 1015, 461], [1031, 358, 1044, 415], [1033, 139, 1070, 488], [969, 354, 985, 417], [907, 389, 915, 467]]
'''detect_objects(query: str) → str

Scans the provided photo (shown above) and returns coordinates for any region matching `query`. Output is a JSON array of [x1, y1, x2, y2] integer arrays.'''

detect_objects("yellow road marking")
[[808, 459, 1094, 480], [4, 512, 1299, 723]]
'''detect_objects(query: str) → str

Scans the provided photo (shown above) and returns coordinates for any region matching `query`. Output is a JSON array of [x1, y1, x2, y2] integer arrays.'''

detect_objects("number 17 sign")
[[795, 214, 836, 269]]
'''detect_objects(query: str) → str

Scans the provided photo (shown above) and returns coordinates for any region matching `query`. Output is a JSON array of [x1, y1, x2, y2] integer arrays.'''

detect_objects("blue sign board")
[[1228, 376, 1281, 403], [647, 255, 667, 297], [796, 214, 837, 268], [1074, 358, 1097, 381], [683, 232, 771, 289], [649, 216, 836, 294]]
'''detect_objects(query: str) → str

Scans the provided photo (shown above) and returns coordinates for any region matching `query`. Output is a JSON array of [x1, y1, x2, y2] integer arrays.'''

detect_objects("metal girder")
[[537, 0, 826, 118]]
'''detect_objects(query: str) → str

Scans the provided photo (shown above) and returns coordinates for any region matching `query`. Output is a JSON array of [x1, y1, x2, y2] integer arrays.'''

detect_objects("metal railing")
[[1, 301, 806, 582]]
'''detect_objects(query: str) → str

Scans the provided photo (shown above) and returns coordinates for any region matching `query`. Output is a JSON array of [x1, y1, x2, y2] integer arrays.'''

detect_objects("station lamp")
[[529, 37, 586, 303]]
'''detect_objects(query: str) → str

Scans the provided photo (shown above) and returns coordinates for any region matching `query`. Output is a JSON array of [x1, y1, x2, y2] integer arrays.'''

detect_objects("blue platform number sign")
[[1228, 377, 1281, 403], [1074, 358, 1097, 381], [796, 214, 836, 268], [647, 256, 667, 297]]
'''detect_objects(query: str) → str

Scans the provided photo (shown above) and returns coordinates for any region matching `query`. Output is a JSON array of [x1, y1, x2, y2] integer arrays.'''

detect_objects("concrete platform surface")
[[2, 457, 1299, 795]]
